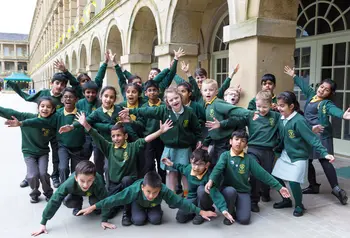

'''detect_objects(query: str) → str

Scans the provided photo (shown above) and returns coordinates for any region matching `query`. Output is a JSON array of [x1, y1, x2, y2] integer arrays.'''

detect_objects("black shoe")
[[73, 208, 82, 216], [192, 215, 205, 225], [273, 198, 292, 209], [30, 196, 39, 203], [302, 184, 320, 194], [261, 196, 271, 202], [122, 211, 132, 226], [223, 218, 233, 226], [176, 187, 183, 195], [332, 188, 348, 205], [251, 203, 260, 213], [20, 179, 29, 188], [52, 178, 61, 188], [45, 195, 52, 202], [293, 206, 305, 217]]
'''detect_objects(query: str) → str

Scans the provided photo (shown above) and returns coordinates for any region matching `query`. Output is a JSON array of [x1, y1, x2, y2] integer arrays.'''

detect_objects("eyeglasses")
[[63, 95, 76, 100]]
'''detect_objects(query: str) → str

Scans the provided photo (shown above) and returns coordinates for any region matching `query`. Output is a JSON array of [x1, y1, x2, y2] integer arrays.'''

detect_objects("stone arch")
[[71, 50, 77, 74], [79, 44, 87, 72], [127, 2, 161, 54], [105, 21, 123, 59], [90, 36, 102, 68], [65, 53, 70, 70]]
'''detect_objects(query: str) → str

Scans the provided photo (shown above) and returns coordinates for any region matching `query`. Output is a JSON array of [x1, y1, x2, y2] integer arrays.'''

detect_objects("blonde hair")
[[163, 87, 183, 109], [256, 90, 272, 104], [224, 87, 241, 96], [202, 79, 218, 90]]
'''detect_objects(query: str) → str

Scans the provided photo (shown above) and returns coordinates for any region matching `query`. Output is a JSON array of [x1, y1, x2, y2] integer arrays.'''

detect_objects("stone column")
[[1, 61, 5, 72], [14, 61, 18, 72], [64, 0, 70, 39], [155, 43, 199, 81], [70, 0, 77, 34], [14, 44, 17, 58], [58, 2, 64, 45], [0, 44, 3, 57], [77, 0, 85, 30], [120, 53, 152, 83]]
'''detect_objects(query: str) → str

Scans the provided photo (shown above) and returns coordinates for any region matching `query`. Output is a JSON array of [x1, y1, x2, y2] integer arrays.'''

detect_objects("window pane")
[[335, 43, 346, 66], [344, 93, 350, 140], [305, 19, 315, 36], [322, 68, 332, 80], [216, 74, 222, 88], [222, 58, 227, 73], [216, 59, 221, 73], [301, 47, 311, 67], [348, 42, 350, 65], [332, 93, 344, 139], [317, 18, 331, 35], [294, 48, 301, 67], [334, 68, 345, 90], [322, 44, 333, 66], [347, 67, 350, 90]]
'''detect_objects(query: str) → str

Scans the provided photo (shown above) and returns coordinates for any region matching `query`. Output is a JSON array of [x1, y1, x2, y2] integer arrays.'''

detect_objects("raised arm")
[[6, 80, 40, 102], [284, 65, 315, 99], [217, 64, 239, 99], [94, 52, 110, 89], [0, 106, 35, 121]]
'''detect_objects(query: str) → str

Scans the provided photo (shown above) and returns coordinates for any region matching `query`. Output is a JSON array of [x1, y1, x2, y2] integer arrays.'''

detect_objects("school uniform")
[[130, 105, 202, 173], [95, 179, 202, 225], [41, 173, 108, 225], [172, 163, 212, 223], [247, 96, 277, 111], [293, 75, 344, 189], [76, 98, 104, 176], [0, 107, 54, 199], [21, 108, 86, 183], [210, 150, 282, 224], [203, 97, 250, 166]]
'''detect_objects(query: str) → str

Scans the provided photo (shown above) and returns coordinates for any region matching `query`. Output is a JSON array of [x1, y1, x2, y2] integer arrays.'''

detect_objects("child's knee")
[[132, 216, 147, 226], [148, 215, 162, 225], [121, 176, 134, 187]]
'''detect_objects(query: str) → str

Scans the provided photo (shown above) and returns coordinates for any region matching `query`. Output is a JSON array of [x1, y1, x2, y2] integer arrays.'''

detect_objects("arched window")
[[151, 36, 158, 68], [211, 14, 229, 87]]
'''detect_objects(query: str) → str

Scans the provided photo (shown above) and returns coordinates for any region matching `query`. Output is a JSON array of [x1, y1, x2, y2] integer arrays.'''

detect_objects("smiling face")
[[201, 83, 218, 102], [101, 89, 116, 109], [126, 86, 139, 105], [62, 91, 77, 110], [277, 99, 294, 118], [38, 100, 55, 118], [148, 70, 159, 80], [51, 80, 67, 96], [84, 89, 97, 103], [229, 136, 247, 154], [190, 159, 209, 176], [75, 173, 95, 192], [145, 86, 159, 101], [111, 129, 127, 148], [195, 75, 207, 89], [256, 99, 271, 116], [316, 82, 332, 99], [141, 184, 161, 201], [166, 92, 182, 112]]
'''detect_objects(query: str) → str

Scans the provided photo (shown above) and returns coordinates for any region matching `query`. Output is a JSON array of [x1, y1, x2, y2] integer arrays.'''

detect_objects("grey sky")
[[0, 0, 37, 34]]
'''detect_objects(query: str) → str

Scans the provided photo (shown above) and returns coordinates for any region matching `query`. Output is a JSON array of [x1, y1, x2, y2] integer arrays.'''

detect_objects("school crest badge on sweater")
[[288, 130, 295, 138], [238, 164, 245, 174], [123, 152, 129, 162]]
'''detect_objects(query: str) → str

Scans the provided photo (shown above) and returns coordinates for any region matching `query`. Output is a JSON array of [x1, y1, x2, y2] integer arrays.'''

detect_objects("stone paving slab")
[[1, 94, 349, 238]]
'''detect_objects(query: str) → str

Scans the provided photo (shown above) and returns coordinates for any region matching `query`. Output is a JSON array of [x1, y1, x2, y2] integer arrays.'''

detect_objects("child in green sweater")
[[6, 88, 87, 184], [31, 161, 114, 237], [271, 91, 335, 216], [284, 66, 349, 205], [162, 148, 217, 225], [0, 96, 56, 203], [205, 129, 291, 225], [76, 171, 217, 226], [119, 87, 202, 195], [75, 110, 173, 226]]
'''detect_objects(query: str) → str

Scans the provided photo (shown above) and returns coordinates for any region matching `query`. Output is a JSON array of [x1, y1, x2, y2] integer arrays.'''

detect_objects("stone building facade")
[[28, 0, 350, 156]]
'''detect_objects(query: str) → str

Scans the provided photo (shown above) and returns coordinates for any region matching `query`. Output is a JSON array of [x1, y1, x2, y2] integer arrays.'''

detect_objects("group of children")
[[1, 48, 349, 236]]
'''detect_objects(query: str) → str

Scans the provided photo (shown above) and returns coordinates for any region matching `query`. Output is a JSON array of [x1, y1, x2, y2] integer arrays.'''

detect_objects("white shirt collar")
[[281, 111, 297, 121], [172, 106, 184, 115]]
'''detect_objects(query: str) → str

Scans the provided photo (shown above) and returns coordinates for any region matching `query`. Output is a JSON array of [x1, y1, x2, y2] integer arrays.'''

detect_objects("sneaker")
[[261, 195, 271, 202], [52, 177, 61, 189], [293, 206, 305, 217], [273, 198, 292, 209], [122, 211, 132, 226], [302, 184, 320, 194], [251, 203, 260, 213], [332, 188, 348, 205], [223, 218, 233, 226], [30, 196, 39, 203], [192, 215, 205, 225], [20, 179, 29, 188], [73, 208, 82, 216]]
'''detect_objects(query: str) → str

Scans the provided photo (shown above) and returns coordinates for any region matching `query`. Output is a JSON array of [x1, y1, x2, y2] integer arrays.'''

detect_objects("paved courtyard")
[[0, 93, 349, 238]]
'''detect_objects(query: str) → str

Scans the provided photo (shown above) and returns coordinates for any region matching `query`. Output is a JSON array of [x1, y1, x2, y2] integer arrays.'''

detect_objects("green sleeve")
[[209, 153, 227, 186], [153, 68, 171, 84], [249, 156, 282, 191], [217, 77, 232, 99], [93, 122, 113, 134], [202, 135, 212, 147], [189, 110, 202, 141], [210, 186, 227, 212], [297, 118, 328, 158], [88, 128, 113, 157], [41, 182, 70, 225], [227, 105, 252, 118], [162, 187, 201, 214], [64, 70, 79, 86], [130, 139, 147, 154], [173, 75, 186, 85], [293, 76, 315, 99], [158, 60, 178, 91], [0, 106, 35, 121], [220, 116, 248, 129], [92, 174, 110, 222], [130, 106, 165, 120], [115, 64, 127, 100], [325, 101, 344, 119], [21, 115, 57, 129], [94, 63, 107, 89], [247, 98, 256, 110], [123, 69, 133, 79], [173, 163, 189, 175], [7, 80, 39, 102], [189, 76, 201, 101], [95, 186, 138, 210]]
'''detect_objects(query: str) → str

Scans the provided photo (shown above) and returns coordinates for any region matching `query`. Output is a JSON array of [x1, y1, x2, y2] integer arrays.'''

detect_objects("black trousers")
[[142, 138, 165, 183]]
